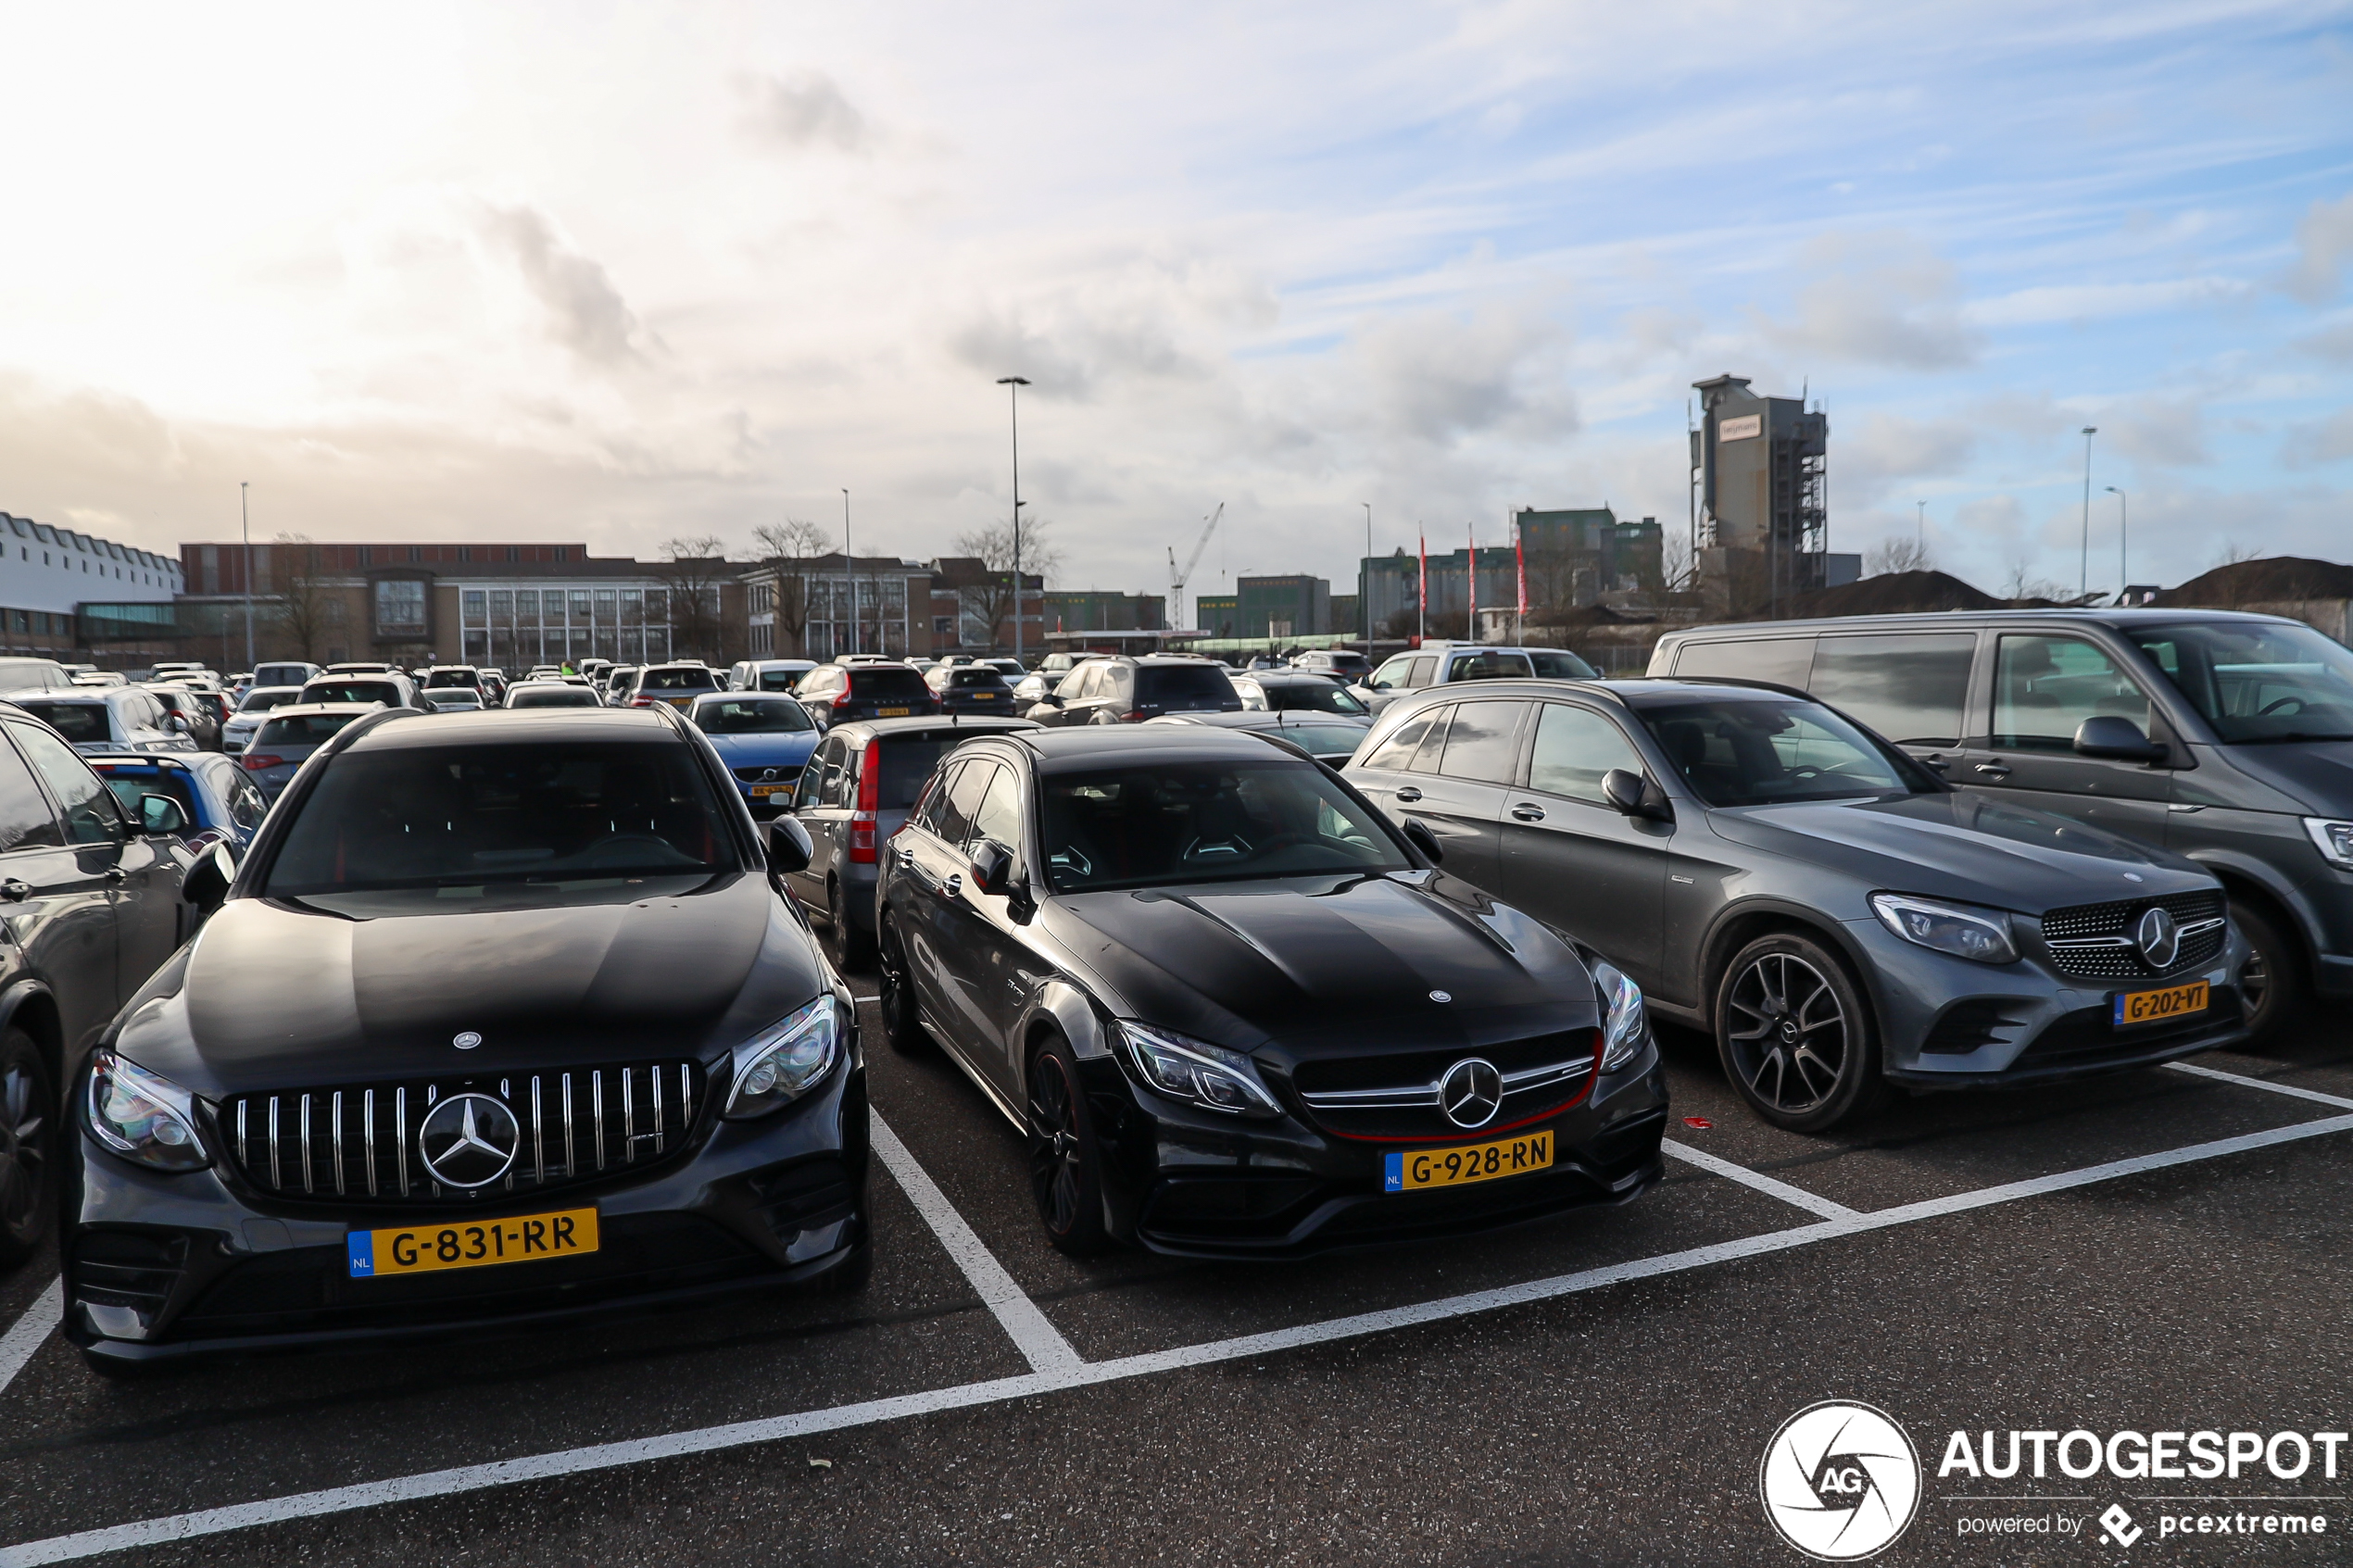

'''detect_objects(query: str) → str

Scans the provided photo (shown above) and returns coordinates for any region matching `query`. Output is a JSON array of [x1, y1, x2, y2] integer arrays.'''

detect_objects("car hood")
[[2200, 737, 2353, 815], [1705, 792, 2214, 912], [1047, 871, 1597, 1066], [704, 731, 820, 766], [111, 872, 827, 1098]]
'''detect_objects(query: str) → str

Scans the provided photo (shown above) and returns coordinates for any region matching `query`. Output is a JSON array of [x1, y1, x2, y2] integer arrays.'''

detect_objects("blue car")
[[686, 692, 821, 816], [88, 749, 271, 851]]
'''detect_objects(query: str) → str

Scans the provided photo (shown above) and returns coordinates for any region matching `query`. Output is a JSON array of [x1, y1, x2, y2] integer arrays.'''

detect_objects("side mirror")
[[766, 815, 813, 874], [139, 795, 191, 835], [968, 839, 1015, 897], [1402, 817, 1444, 864], [1604, 768, 1671, 821], [165, 713, 190, 734], [1037, 692, 1064, 707], [2074, 714, 2166, 763], [182, 840, 234, 914]]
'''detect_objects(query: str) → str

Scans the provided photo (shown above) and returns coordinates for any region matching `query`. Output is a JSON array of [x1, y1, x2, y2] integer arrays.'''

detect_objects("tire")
[[827, 877, 875, 972], [875, 913, 930, 1056], [1714, 933, 1887, 1134], [812, 1233, 873, 1296], [1026, 1035, 1110, 1255], [0, 1028, 55, 1269], [2231, 898, 2309, 1048]]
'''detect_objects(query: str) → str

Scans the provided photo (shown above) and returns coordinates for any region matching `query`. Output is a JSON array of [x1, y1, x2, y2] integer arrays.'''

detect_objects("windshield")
[[264, 741, 736, 896], [256, 713, 365, 749], [302, 681, 398, 706], [15, 703, 108, 744], [237, 688, 303, 714], [849, 668, 932, 701], [508, 686, 601, 708], [1039, 760, 1409, 892], [422, 691, 482, 709], [424, 671, 480, 688], [1136, 665, 1239, 709], [2126, 621, 2353, 744], [1260, 680, 1366, 715], [754, 669, 805, 691], [1282, 722, 1374, 757], [1528, 649, 1597, 679], [1637, 698, 1917, 808], [948, 669, 1011, 689], [695, 697, 812, 734], [641, 667, 718, 692], [1449, 652, 1534, 681]]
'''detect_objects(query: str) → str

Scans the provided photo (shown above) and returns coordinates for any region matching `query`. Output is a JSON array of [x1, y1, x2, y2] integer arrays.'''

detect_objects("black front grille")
[[218, 1060, 704, 1206], [74, 1230, 188, 1313], [2039, 890, 2227, 981], [1288, 1030, 1600, 1141], [733, 764, 803, 784]]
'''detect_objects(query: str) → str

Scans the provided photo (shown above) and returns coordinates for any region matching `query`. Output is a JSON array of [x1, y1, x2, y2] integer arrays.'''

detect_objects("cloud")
[[2294, 320, 2353, 364], [2283, 191, 2353, 305], [1759, 232, 1980, 371], [2282, 407, 2353, 467], [472, 204, 644, 366], [1352, 306, 1577, 447], [739, 71, 869, 154], [1837, 411, 1979, 502], [2105, 397, 2210, 469]]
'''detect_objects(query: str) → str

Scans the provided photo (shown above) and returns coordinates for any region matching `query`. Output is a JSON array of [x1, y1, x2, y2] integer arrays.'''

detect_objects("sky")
[[1, 0, 2349, 613]]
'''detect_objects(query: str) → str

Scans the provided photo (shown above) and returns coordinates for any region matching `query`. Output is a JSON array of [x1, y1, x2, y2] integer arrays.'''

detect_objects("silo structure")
[[1689, 374, 1841, 616]]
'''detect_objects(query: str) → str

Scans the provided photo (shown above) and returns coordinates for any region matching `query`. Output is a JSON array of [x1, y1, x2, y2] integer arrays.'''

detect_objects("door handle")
[[943, 873, 963, 897], [1394, 785, 1423, 803], [1973, 762, 2011, 778], [0, 880, 27, 902], [1510, 803, 1546, 822], [896, 846, 915, 868]]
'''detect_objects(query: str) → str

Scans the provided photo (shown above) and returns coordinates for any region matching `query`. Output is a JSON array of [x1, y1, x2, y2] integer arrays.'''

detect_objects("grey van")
[[1652, 609, 2353, 1041]]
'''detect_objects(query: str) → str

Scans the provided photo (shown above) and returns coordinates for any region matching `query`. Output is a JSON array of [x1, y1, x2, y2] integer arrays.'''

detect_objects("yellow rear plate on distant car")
[[1384, 1129, 1553, 1193], [749, 784, 788, 797], [877, 707, 911, 717], [2112, 979, 2208, 1027], [346, 1207, 598, 1278]]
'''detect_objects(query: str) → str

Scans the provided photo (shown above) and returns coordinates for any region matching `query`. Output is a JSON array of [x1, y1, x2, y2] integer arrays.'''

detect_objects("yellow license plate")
[[1384, 1129, 1553, 1192], [346, 1207, 598, 1278], [971, 692, 996, 699], [877, 707, 910, 716], [2113, 979, 2208, 1027], [749, 784, 788, 797]]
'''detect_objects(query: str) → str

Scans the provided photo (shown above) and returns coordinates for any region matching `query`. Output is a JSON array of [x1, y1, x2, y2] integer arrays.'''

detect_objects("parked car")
[[600, 665, 640, 705], [146, 687, 225, 751], [421, 688, 486, 713], [794, 662, 941, 732], [421, 665, 484, 690], [1652, 608, 2353, 1044], [874, 725, 1665, 1256], [8, 688, 195, 755], [506, 684, 601, 709], [1354, 644, 1599, 714], [687, 693, 823, 818], [249, 661, 322, 691], [1291, 648, 1372, 681], [617, 663, 723, 711], [220, 686, 309, 755], [1233, 671, 1373, 716], [0, 658, 75, 693], [925, 662, 1021, 714], [1024, 655, 1241, 726], [780, 716, 1038, 965], [727, 659, 819, 694], [0, 703, 221, 1269], [1143, 709, 1373, 766], [58, 702, 866, 1373], [70, 671, 127, 688], [1348, 677, 2249, 1131], [89, 750, 271, 850], [1013, 657, 1105, 707], [298, 672, 423, 711], [237, 704, 382, 801]]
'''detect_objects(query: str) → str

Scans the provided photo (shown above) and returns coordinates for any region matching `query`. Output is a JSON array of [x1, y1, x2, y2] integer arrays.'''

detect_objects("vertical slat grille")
[[222, 1059, 704, 1204]]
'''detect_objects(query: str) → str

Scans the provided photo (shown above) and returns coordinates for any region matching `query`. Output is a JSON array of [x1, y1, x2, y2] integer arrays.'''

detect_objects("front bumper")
[[1846, 918, 2253, 1089], [62, 1061, 869, 1367], [1085, 1040, 1669, 1261]]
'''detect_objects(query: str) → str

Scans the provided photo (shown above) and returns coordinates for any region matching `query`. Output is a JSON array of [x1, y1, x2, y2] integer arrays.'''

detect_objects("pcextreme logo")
[[1760, 1401, 1923, 1561]]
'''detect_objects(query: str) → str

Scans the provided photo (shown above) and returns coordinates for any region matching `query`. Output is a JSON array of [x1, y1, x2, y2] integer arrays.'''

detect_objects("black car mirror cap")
[[1602, 768, 1648, 815], [182, 840, 235, 912], [1401, 816, 1444, 863], [968, 839, 1016, 896], [138, 794, 191, 835], [766, 815, 814, 874], [2073, 714, 2167, 763]]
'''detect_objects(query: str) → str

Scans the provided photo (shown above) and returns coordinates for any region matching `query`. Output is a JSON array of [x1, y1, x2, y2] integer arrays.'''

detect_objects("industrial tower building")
[[1689, 374, 1853, 616]]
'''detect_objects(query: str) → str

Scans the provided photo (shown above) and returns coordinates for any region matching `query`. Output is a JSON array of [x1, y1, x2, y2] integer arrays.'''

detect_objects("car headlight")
[[86, 1050, 210, 1171], [1589, 958, 1649, 1072], [1113, 1020, 1281, 1118], [724, 995, 843, 1119], [1870, 893, 2018, 965], [2305, 818, 2353, 872]]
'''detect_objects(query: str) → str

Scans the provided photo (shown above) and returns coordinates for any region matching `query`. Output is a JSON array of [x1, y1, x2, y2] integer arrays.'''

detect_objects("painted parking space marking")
[[2168, 1060, 2353, 1110], [0, 1277, 59, 1399], [1660, 1136, 1859, 1221], [7, 1110, 2347, 1567]]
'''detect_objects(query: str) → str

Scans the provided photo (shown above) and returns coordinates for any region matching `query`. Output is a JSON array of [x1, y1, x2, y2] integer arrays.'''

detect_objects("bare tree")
[[1660, 531, 1696, 595], [656, 534, 733, 663], [751, 519, 832, 655], [950, 516, 1062, 649], [1866, 535, 1935, 576], [2000, 558, 2074, 604], [265, 533, 335, 662]]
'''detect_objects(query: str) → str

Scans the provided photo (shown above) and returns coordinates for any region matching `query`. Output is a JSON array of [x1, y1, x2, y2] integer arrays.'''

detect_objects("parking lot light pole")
[[241, 481, 255, 670], [841, 488, 853, 655], [2078, 426, 2097, 601], [1361, 502, 1371, 648], [997, 377, 1029, 663], [2108, 486, 2128, 602]]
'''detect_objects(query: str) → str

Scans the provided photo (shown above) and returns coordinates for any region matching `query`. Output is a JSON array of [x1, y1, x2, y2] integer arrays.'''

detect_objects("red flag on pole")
[[1416, 533, 1428, 645], [1515, 515, 1529, 616], [1466, 524, 1477, 632]]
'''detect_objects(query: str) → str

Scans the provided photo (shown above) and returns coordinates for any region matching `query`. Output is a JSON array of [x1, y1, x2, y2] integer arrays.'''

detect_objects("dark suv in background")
[[1023, 656, 1241, 725], [795, 663, 940, 731], [1654, 609, 2353, 1041]]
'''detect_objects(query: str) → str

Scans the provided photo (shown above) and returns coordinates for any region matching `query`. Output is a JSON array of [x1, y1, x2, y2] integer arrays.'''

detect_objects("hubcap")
[[1027, 1060, 1083, 1235], [0, 1062, 44, 1235], [1726, 952, 1849, 1115]]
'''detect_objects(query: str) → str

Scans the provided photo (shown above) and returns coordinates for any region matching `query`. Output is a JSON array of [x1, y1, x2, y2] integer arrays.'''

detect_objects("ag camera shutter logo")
[[1760, 1401, 1921, 1561]]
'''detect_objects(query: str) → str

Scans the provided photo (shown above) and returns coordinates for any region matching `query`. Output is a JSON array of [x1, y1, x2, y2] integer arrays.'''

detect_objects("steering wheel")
[[1179, 833, 1254, 863], [2259, 696, 2306, 716]]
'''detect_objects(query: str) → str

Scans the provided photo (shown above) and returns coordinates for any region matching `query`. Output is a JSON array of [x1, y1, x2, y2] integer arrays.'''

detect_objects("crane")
[[1168, 502, 1223, 631]]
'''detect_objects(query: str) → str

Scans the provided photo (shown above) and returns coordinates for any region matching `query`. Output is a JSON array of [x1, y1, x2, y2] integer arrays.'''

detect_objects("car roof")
[[260, 702, 394, 719], [1660, 607, 2303, 640], [1362, 675, 1815, 714], [344, 707, 683, 750], [822, 715, 1041, 743], [1010, 726, 1322, 770]]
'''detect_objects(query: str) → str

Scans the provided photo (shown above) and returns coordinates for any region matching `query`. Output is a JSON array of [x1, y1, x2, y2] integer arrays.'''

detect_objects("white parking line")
[[0, 1277, 61, 1398], [7, 1110, 2347, 1566], [869, 1112, 1082, 1374], [2169, 1060, 2353, 1110], [1660, 1137, 1859, 1221]]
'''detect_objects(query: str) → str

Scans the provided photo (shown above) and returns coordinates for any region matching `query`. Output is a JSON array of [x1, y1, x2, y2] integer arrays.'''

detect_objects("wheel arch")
[[1697, 899, 1885, 1035]]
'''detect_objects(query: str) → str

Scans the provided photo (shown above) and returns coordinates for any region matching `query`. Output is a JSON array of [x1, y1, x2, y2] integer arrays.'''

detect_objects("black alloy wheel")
[[2229, 899, 2307, 1047], [1717, 934, 1885, 1133], [1026, 1035, 1108, 1255], [0, 1028, 55, 1268], [875, 915, 928, 1056], [827, 877, 875, 971]]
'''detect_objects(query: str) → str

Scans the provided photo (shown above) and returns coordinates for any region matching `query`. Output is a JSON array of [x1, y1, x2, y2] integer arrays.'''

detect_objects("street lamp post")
[[2078, 426, 2097, 601], [1915, 499, 1926, 550], [1360, 503, 1372, 648], [840, 488, 852, 655], [240, 482, 255, 670], [2107, 486, 2128, 603], [996, 376, 1030, 663]]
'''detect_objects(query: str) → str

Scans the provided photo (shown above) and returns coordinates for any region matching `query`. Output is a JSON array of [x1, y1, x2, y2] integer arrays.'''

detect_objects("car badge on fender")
[[453, 1031, 482, 1049], [1428, 990, 1452, 1003]]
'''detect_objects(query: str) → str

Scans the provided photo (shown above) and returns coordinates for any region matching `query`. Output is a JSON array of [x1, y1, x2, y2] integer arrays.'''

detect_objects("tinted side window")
[[230, 773, 268, 832], [14, 722, 125, 845], [802, 739, 842, 809], [0, 729, 64, 849], [1405, 657, 1437, 687], [1437, 701, 1529, 783], [1993, 635, 2148, 751], [937, 760, 992, 845], [1810, 633, 1976, 746], [1370, 656, 1416, 690], [1361, 710, 1438, 771], [1527, 704, 1643, 804], [915, 760, 967, 837], [966, 762, 1023, 851], [1405, 706, 1454, 773], [1674, 636, 1816, 692]]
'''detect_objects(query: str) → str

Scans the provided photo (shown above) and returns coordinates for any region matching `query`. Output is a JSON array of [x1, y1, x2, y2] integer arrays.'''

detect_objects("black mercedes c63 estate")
[[61, 705, 866, 1373], [870, 727, 1667, 1260]]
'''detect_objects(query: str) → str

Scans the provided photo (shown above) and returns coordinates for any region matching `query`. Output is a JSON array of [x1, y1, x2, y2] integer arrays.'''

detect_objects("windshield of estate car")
[[1038, 760, 1409, 892], [1258, 679, 1367, 715], [640, 667, 719, 692], [2126, 622, 2353, 744], [265, 741, 736, 897], [254, 713, 366, 749], [1135, 665, 1239, 709], [301, 681, 399, 706], [1636, 698, 1918, 808], [237, 687, 304, 714], [695, 697, 812, 734], [507, 686, 601, 708], [14, 702, 109, 744], [1527, 649, 1598, 679]]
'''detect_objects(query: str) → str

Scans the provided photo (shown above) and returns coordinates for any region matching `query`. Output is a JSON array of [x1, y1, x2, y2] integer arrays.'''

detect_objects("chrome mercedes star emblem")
[[453, 1031, 482, 1050], [1428, 990, 1452, 1004], [417, 1093, 520, 1188], [1438, 1058, 1503, 1130], [2134, 906, 2180, 969]]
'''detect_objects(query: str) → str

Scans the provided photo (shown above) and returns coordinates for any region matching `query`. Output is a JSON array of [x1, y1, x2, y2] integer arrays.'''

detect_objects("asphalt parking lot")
[[2, 958, 2348, 1567]]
